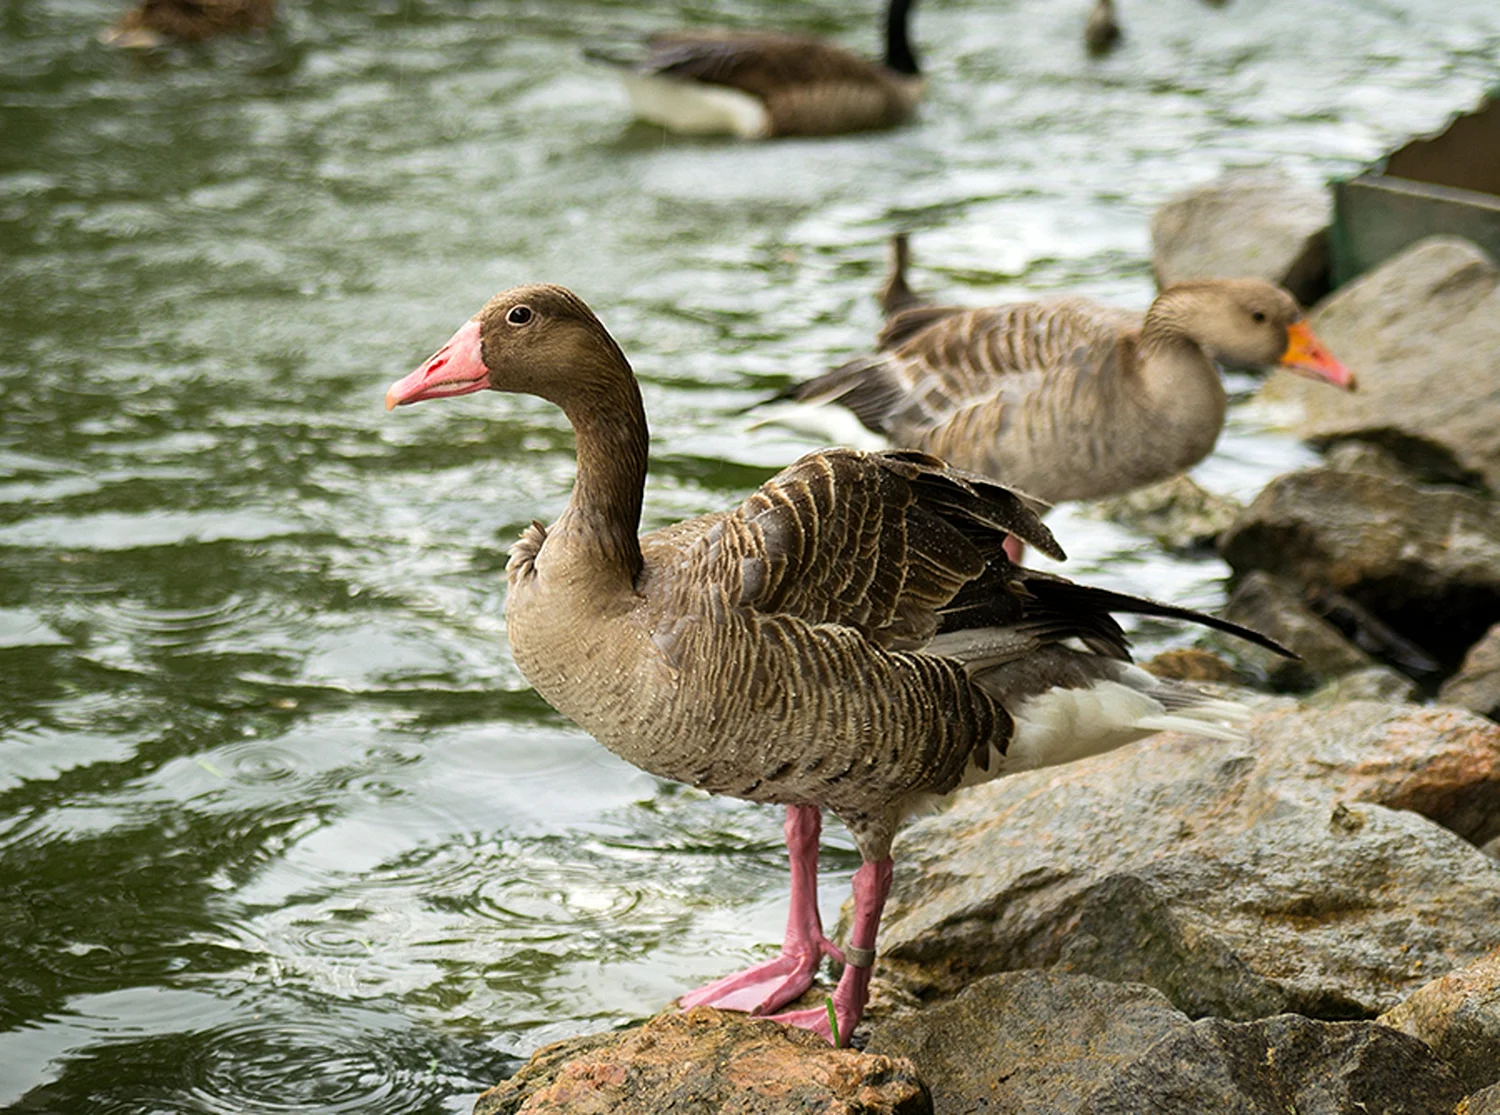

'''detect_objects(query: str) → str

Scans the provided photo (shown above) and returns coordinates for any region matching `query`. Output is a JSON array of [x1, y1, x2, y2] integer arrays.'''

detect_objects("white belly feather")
[[620, 73, 771, 139]]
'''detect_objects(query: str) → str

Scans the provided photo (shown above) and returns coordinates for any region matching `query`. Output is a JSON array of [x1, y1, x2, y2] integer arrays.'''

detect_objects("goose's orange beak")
[[385, 318, 489, 409], [1279, 321, 1356, 391]]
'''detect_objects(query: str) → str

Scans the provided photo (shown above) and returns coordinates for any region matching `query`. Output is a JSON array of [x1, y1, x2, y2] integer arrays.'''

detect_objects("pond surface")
[[2, 0, 1498, 1109]]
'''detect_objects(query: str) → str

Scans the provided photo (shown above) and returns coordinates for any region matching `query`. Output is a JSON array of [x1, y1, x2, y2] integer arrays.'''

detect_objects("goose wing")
[[796, 299, 1137, 445], [649, 448, 1061, 652]]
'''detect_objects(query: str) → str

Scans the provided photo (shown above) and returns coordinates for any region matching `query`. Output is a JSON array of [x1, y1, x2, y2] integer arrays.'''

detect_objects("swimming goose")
[[385, 284, 1290, 1045], [583, 0, 921, 139], [101, 0, 275, 47], [1085, 0, 1123, 56], [792, 234, 1356, 513]]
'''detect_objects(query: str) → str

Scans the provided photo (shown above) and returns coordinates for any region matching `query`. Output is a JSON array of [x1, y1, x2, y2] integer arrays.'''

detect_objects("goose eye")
[[1251, 310, 1267, 324], [506, 305, 534, 326]]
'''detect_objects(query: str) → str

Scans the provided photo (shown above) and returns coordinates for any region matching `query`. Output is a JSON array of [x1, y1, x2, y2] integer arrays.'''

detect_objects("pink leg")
[[767, 856, 893, 1047], [678, 805, 845, 1015], [1003, 534, 1025, 564]]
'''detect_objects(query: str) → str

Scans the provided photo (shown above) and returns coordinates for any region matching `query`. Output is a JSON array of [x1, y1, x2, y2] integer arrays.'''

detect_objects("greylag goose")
[[583, 0, 921, 139], [101, 0, 275, 47], [791, 234, 1355, 525], [385, 284, 1290, 1045], [1085, 0, 1123, 56]]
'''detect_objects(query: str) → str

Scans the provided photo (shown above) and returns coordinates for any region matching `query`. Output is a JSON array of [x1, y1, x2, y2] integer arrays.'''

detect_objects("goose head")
[[385, 284, 630, 412], [1153, 279, 1357, 390]]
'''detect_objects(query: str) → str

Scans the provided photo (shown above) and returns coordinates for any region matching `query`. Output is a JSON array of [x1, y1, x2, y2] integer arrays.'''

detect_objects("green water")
[[2, 0, 1497, 1109]]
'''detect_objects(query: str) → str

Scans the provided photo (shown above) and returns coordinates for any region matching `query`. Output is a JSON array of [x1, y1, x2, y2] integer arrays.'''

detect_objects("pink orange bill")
[[1280, 320, 1357, 391], [385, 318, 489, 410]]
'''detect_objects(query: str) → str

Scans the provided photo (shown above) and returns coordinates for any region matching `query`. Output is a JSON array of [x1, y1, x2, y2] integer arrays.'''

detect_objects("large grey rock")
[[1052, 803, 1498, 1020], [1442, 623, 1500, 722], [1078, 1014, 1465, 1115], [472, 1008, 931, 1115], [870, 705, 1500, 1020], [866, 971, 1193, 1115], [1218, 464, 1500, 665], [1221, 570, 1375, 689], [1379, 946, 1500, 1094], [1151, 169, 1332, 305], [867, 972, 1464, 1115], [1260, 237, 1500, 490]]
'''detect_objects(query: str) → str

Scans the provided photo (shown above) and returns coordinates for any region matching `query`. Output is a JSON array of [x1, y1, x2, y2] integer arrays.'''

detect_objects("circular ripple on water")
[[108, 595, 254, 650], [371, 838, 647, 938], [172, 1016, 438, 1115]]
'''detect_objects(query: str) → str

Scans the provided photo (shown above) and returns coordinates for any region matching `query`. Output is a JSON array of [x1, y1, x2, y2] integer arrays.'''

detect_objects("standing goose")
[[385, 284, 1289, 1045], [791, 234, 1356, 518], [101, 0, 275, 47], [583, 0, 921, 139]]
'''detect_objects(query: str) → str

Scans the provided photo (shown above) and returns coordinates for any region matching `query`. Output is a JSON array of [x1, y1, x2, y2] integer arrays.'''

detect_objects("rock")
[[866, 971, 1193, 1114], [866, 972, 1464, 1115], [1322, 437, 1431, 484], [1259, 237, 1500, 490], [1485, 835, 1500, 863], [1305, 665, 1418, 706], [1229, 702, 1500, 848], [472, 1008, 931, 1115], [1151, 169, 1332, 305], [1379, 946, 1500, 1094], [868, 705, 1500, 1020], [1468, 1083, 1500, 1115], [1083, 475, 1243, 553], [1221, 570, 1375, 689], [1218, 465, 1500, 668], [1052, 803, 1499, 1020], [1078, 1014, 1465, 1115], [1143, 647, 1243, 684], [1442, 623, 1500, 721]]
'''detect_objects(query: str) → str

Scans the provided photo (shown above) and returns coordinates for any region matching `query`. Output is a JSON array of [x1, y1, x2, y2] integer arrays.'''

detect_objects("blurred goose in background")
[[385, 283, 1291, 1045], [101, 0, 275, 47], [583, 0, 921, 138], [1085, 0, 1122, 56], [788, 234, 1356, 554]]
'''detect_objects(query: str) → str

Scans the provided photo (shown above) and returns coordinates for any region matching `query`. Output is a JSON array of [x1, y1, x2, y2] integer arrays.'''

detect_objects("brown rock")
[[1151, 169, 1332, 305], [1442, 623, 1500, 721], [1259, 237, 1500, 489], [472, 1008, 931, 1115], [1379, 946, 1500, 1094], [1143, 647, 1243, 684]]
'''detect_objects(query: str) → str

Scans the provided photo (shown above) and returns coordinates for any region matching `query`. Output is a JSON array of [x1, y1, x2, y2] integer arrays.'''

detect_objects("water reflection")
[[2, 0, 1498, 1110]]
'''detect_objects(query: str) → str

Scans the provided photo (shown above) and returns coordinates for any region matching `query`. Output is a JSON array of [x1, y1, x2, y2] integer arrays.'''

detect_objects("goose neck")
[[885, 0, 919, 75], [556, 376, 648, 584]]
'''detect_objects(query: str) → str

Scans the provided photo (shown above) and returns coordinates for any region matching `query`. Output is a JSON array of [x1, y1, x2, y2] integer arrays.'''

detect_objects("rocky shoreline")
[[473, 177, 1500, 1114]]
